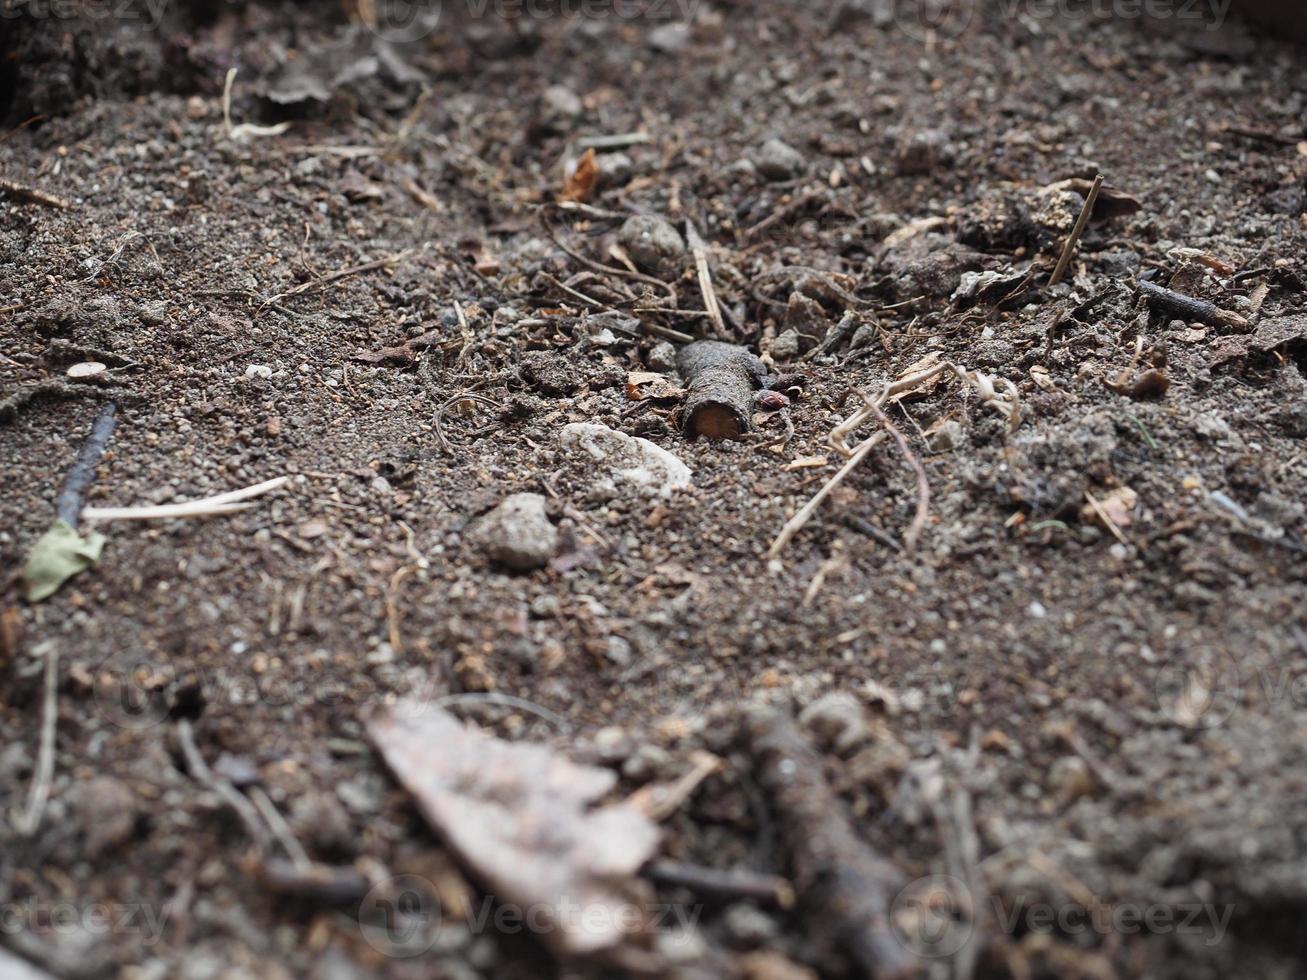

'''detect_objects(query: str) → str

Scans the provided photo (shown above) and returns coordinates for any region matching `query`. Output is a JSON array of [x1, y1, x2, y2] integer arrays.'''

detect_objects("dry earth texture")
[[2, 1, 1307, 978]]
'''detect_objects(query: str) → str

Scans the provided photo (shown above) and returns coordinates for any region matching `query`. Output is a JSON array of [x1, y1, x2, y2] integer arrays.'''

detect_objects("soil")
[[2, 2, 1307, 979]]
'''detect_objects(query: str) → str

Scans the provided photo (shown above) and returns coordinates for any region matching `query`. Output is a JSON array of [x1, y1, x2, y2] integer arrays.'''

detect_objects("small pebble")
[[927, 420, 964, 454], [66, 361, 107, 379], [468, 493, 559, 571], [647, 341, 678, 374], [618, 214, 686, 278], [754, 138, 806, 181]]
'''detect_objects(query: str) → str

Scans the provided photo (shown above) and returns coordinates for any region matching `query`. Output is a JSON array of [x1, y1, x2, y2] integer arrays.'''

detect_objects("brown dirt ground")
[[3, 2, 1307, 978]]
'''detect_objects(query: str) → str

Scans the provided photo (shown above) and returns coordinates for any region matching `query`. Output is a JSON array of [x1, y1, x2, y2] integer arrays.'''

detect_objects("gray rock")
[[781, 291, 828, 345], [539, 84, 582, 123], [622, 744, 675, 782], [468, 493, 558, 571], [771, 329, 803, 363], [69, 776, 137, 857], [928, 420, 965, 454], [559, 422, 692, 499], [647, 341, 678, 374], [596, 151, 635, 189], [619, 214, 686, 278], [799, 691, 871, 755], [722, 903, 780, 949], [754, 138, 806, 181], [895, 128, 952, 176]]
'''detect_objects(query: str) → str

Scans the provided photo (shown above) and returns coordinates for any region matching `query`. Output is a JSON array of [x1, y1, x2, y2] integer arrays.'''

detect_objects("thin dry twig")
[[1083, 489, 1133, 549], [433, 393, 503, 454], [12, 643, 59, 836], [0, 176, 72, 210], [1048, 174, 1103, 287], [628, 751, 722, 822], [769, 359, 1019, 559], [644, 861, 795, 909], [263, 252, 409, 308], [865, 398, 931, 553], [176, 718, 269, 850], [685, 220, 725, 338], [81, 476, 288, 522], [540, 206, 678, 306], [222, 68, 291, 142]]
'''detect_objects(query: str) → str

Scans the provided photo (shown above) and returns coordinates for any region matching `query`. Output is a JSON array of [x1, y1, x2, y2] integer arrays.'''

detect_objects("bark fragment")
[[740, 704, 916, 980], [676, 340, 767, 440]]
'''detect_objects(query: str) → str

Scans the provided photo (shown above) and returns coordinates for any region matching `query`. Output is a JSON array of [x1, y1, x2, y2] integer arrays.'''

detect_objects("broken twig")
[[740, 705, 915, 979], [1138, 279, 1249, 332], [0, 176, 72, 210], [677, 340, 767, 439], [80, 476, 288, 522], [1048, 173, 1102, 287]]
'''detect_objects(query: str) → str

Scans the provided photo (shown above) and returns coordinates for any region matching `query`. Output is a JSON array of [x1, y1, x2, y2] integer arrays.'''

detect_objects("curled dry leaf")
[[1082, 486, 1138, 529], [369, 704, 661, 962], [625, 371, 685, 402], [560, 148, 599, 204]]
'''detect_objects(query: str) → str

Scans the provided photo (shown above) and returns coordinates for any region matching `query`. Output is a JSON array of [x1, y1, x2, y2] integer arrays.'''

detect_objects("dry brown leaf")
[[369, 705, 660, 960], [783, 455, 828, 471], [1082, 486, 1138, 529], [625, 371, 685, 402], [560, 148, 599, 204]]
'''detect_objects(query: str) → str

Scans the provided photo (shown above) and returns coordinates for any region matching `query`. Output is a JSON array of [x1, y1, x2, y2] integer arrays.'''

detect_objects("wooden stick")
[[0, 177, 72, 210], [865, 399, 931, 553], [12, 644, 59, 836], [645, 860, 796, 908], [740, 705, 916, 980], [685, 220, 726, 339], [1048, 173, 1102, 287]]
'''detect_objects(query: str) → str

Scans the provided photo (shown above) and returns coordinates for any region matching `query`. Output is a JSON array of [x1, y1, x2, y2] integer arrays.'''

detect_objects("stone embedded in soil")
[[559, 422, 692, 499], [467, 493, 559, 571], [771, 328, 803, 363], [539, 84, 583, 123], [894, 127, 953, 176], [618, 214, 686, 278], [754, 138, 807, 181], [927, 419, 965, 454], [647, 341, 678, 374], [781, 291, 829, 345], [69, 776, 137, 857]]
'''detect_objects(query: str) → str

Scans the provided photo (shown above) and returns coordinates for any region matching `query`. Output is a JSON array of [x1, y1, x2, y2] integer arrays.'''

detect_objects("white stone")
[[559, 422, 692, 498]]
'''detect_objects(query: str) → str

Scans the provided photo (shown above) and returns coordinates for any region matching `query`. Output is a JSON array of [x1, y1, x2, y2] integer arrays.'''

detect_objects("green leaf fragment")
[[22, 520, 106, 602]]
